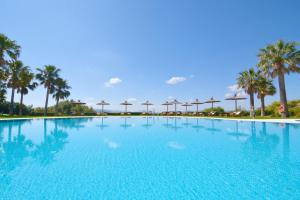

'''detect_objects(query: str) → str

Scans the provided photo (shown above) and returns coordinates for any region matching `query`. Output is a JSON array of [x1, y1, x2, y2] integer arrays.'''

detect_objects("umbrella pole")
[[197, 105, 199, 113], [147, 105, 149, 113], [102, 105, 104, 114], [211, 103, 214, 110], [125, 105, 127, 113], [175, 104, 177, 114], [185, 106, 187, 113], [235, 100, 237, 112], [167, 105, 168, 113]]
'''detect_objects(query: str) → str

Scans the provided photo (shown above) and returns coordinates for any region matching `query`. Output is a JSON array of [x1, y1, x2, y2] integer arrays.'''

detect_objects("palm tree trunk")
[[260, 96, 265, 117], [44, 87, 50, 116], [278, 72, 289, 118], [249, 92, 255, 118], [19, 92, 24, 115], [9, 88, 15, 115]]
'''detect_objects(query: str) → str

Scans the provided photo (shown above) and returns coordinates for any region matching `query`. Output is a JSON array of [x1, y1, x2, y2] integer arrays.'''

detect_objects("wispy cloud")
[[166, 76, 186, 85], [226, 84, 246, 97], [105, 77, 122, 87]]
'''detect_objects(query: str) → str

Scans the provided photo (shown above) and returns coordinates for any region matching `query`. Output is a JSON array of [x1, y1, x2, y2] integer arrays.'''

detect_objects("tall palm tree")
[[257, 74, 276, 116], [258, 40, 300, 118], [237, 68, 259, 117], [17, 67, 38, 115], [0, 34, 20, 100], [7, 60, 25, 115], [36, 65, 60, 116], [53, 78, 71, 113]]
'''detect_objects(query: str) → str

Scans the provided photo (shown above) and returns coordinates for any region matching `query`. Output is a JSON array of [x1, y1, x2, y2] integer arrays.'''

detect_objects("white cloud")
[[166, 77, 186, 85], [127, 98, 137, 102], [105, 77, 122, 87], [228, 84, 241, 92]]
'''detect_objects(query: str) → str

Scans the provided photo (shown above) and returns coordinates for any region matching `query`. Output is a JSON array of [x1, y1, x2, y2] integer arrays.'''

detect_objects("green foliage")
[[0, 101, 33, 115], [33, 100, 96, 116], [202, 106, 225, 113], [264, 100, 300, 117]]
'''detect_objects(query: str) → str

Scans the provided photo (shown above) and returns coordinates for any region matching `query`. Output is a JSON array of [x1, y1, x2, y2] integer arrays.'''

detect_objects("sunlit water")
[[0, 117, 300, 199]]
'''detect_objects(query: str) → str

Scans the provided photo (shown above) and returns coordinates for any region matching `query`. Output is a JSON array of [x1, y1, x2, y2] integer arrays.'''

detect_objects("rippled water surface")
[[0, 117, 300, 199]]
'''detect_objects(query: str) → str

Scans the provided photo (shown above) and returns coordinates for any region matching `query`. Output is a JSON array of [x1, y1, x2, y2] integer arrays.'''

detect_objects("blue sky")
[[1, 0, 300, 112]]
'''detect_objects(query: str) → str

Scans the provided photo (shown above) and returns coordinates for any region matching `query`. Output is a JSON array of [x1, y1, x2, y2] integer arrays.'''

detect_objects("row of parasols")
[[71, 94, 246, 113]]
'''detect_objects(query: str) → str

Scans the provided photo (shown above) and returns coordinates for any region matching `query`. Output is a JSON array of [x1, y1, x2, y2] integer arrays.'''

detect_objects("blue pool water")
[[0, 117, 300, 199]]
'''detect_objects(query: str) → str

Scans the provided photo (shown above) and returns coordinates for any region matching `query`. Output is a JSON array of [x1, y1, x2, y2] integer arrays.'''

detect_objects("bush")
[[203, 106, 225, 114]]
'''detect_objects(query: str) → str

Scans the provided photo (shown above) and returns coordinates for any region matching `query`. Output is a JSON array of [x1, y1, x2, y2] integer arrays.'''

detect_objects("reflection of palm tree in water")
[[0, 120, 33, 185], [243, 122, 279, 161], [282, 124, 290, 162], [33, 119, 68, 165]]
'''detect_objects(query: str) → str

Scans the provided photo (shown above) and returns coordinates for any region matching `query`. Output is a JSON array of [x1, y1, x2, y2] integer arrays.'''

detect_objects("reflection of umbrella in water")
[[141, 100, 153, 114], [182, 117, 192, 127], [181, 102, 192, 113], [205, 97, 221, 109], [171, 99, 182, 114], [191, 99, 204, 113], [227, 121, 249, 140], [120, 101, 132, 113], [71, 100, 86, 105], [96, 100, 110, 114], [192, 118, 204, 131], [170, 117, 182, 131], [206, 119, 221, 133], [120, 117, 132, 129], [97, 117, 109, 130], [162, 101, 173, 113], [162, 117, 173, 128], [142, 117, 153, 128], [225, 94, 247, 112]]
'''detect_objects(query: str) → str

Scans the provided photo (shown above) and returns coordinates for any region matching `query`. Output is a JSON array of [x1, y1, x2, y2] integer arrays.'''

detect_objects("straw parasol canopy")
[[191, 98, 204, 113], [141, 100, 153, 113], [120, 100, 132, 113], [205, 97, 221, 109], [96, 100, 110, 113], [162, 101, 173, 113], [71, 100, 86, 105], [171, 99, 182, 113], [225, 94, 247, 112], [181, 102, 192, 113]]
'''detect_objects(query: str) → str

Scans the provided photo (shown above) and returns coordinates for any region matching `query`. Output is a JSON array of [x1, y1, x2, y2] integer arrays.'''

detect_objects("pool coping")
[[0, 115, 300, 124]]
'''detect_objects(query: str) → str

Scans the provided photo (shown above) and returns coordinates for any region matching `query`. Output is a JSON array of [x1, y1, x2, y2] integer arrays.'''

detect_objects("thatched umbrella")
[[71, 100, 86, 105], [181, 102, 192, 113], [96, 100, 110, 114], [171, 99, 182, 113], [205, 97, 221, 110], [141, 100, 153, 113], [120, 100, 132, 113], [225, 94, 247, 112], [162, 101, 173, 113], [191, 98, 204, 113]]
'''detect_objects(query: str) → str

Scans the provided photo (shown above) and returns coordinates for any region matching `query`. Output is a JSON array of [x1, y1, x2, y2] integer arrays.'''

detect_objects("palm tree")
[[36, 65, 60, 116], [0, 34, 20, 101], [257, 74, 276, 116], [258, 40, 300, 118], [17, 67, 38, 115], [237, 68, 259, 117], [7, 60, 25, 115], [53, 78, 71, 113]]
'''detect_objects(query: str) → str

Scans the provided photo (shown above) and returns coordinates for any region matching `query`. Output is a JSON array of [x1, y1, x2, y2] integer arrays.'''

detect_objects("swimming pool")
[[0, 117, 300, 199]]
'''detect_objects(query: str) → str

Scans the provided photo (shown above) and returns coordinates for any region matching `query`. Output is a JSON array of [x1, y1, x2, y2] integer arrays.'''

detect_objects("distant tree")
[[237, 68, 259, 117], [36, 65, 60, 116], [53, 78, 71, 113], [7, 60, 25, 115], [258, 40, 300, 118], [17, 67, 38, 115], [256, 74, 276, 116]]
